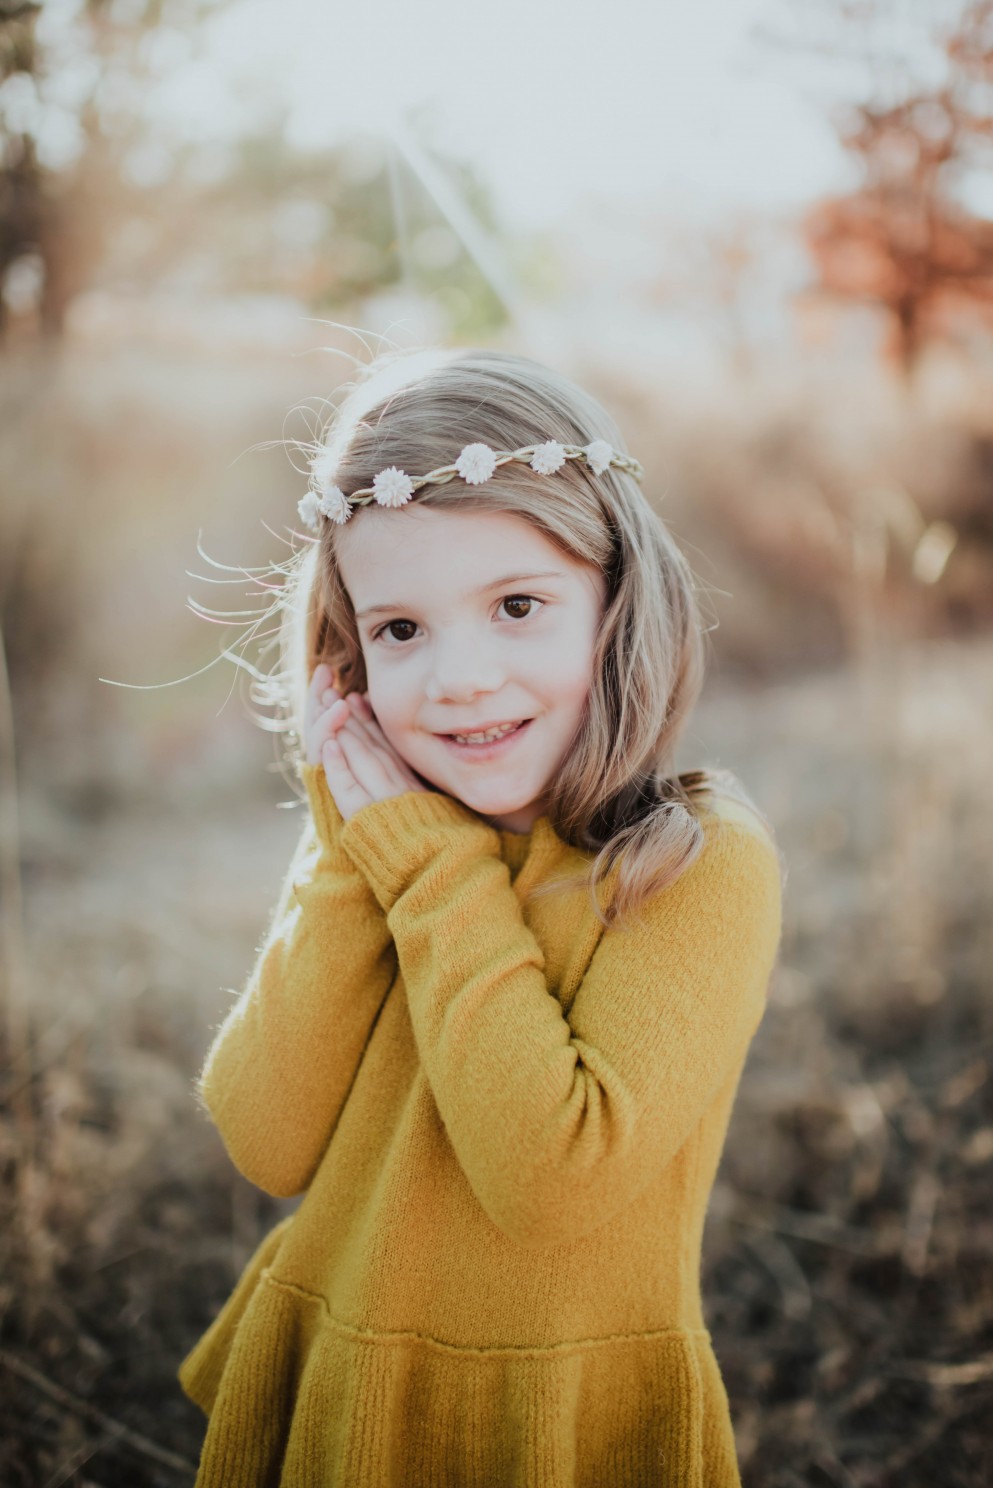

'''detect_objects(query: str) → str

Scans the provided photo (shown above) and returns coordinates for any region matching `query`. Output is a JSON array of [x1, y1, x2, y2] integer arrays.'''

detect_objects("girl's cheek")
[[362, 676, 412, 743]]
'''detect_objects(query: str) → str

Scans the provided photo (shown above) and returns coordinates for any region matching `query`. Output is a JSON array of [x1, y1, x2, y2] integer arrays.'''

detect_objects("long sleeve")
[[196, 763, 397, 1198], [338, 791, 781, 1250]]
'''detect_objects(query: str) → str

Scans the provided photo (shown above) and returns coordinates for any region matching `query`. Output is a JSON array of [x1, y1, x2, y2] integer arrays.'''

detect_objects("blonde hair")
[[257, 345, 775, 930]]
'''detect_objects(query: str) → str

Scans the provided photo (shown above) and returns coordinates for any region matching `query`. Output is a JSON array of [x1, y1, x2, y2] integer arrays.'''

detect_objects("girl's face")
[[335, 505, 608, 833]]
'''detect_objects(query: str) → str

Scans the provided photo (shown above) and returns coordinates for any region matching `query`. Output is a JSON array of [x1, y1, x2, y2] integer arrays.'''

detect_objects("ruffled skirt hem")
[[178, 1229, 741, 1488]]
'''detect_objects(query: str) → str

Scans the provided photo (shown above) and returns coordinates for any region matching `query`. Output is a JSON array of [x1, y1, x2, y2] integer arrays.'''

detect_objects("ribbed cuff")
[[339, 789, 500, 912]]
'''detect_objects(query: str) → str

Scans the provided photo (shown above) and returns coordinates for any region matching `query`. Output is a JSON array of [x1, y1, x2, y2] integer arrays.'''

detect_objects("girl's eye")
[[372, 595, 544, 642], [500, 594, 542, 620], [375, 619, 419, 644]]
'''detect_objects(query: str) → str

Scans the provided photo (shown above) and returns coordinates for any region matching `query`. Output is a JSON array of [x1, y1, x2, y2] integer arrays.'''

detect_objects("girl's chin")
[[447, 783, 526, 810], [462, 795, 530, 817], [427, 774, 540, 817]]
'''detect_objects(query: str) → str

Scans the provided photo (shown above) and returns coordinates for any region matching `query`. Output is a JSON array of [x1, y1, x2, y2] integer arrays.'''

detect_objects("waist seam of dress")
[[257, 1268, 714, 1359]]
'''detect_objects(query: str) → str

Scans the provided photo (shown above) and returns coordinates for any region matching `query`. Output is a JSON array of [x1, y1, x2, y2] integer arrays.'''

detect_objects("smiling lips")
[[440, 719, 532, 749], [448, 719, 525, 744]]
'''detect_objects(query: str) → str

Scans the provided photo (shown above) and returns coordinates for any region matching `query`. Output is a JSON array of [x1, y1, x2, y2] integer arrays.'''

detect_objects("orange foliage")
[[802, 1, 993, 371]]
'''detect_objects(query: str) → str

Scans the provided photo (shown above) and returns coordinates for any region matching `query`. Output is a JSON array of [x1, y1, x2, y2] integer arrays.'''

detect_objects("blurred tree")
[[0, 0, 238, 339], [0, 0, 508, 343], [797, 0, 993, 374], [0, 1, 42, 336], [103, 122, 509, 339]]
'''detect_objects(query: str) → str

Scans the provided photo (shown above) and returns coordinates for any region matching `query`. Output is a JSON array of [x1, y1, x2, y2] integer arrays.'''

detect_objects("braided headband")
[[297, 438, 644, 532]]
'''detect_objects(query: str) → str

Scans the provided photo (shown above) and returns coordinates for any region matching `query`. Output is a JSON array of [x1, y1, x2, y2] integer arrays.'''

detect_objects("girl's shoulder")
[[693, 787, 786, 897], [698, 791, 774, 841], [684, 766, 778, 851], [599, 788, 783, 946]]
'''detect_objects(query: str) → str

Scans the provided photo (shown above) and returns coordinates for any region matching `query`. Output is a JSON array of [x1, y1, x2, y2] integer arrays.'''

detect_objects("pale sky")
[[157, 0, 863, 231]]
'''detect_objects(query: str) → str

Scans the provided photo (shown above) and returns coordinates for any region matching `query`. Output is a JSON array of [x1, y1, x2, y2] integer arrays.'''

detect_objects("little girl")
[[178, 346, 783, 1487]]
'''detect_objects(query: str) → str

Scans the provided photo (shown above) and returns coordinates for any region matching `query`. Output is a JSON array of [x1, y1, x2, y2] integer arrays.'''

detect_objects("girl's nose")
[[423, 636, 506, 704]]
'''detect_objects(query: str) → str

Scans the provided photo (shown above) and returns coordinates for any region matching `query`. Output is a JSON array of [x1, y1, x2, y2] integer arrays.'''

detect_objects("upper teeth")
[[452, 721, 522, 744]]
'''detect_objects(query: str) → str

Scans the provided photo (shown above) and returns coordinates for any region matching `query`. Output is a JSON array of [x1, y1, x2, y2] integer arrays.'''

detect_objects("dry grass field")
[[1, 344, 991, 1485]]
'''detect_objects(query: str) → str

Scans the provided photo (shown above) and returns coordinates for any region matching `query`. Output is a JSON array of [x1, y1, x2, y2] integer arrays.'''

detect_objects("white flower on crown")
[[316, 484, 351, 525], [297, 489, 322, 532], [373, 467, 415, 508], [455, 443, 497, 485], [530, 440, 567, 476], [584, 440, 614, 476]]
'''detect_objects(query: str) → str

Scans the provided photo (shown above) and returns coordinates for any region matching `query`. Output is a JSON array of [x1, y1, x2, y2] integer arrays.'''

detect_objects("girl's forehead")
[[337, 506, 582, 600]]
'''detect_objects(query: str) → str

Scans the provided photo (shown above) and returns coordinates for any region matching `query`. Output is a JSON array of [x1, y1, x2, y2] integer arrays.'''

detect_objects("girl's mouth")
[[439, 718, 533, 757]]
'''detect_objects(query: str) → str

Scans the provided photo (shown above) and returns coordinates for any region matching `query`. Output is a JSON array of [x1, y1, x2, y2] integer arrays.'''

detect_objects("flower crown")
[[296, 438, 644, 532]]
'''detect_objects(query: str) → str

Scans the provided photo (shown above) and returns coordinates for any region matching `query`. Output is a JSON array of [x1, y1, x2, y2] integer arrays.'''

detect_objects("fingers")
[[321, 732, 373, 819], [308, 664, 336, 714], [305, 675, 427, 815], [337, 697, 424, 790], [338, 694, 401, 762], [336, 693, 387, 749], [307, 697, 349, 766], [331, 719, 411, 800], [319, 702, 406, 819], [304, 665, 336, 757], [305, 664, 357, 765], [307, 692, 383, 775]]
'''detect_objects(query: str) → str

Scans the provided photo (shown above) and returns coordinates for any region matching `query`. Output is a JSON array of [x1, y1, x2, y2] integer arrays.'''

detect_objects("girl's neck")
[[483, 798, 548, 836]]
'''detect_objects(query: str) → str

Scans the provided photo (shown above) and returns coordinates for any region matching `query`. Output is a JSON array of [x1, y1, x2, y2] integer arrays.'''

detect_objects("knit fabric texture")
[[178, 762, 783, 1487]]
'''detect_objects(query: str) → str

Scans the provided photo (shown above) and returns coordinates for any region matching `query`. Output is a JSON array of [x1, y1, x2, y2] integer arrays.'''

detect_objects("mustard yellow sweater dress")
[[178, 762, 782, 1487]]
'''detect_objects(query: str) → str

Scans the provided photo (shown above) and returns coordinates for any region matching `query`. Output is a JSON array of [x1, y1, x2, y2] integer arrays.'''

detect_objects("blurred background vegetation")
[[1, 0, 991, 1483]]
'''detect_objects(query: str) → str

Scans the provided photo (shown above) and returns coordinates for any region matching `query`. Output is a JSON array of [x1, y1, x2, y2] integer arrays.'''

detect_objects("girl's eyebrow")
[[354, 571, 567, 621]]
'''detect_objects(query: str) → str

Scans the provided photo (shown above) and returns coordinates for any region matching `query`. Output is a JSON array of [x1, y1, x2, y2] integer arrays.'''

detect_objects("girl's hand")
[[304, 664, 428, 821], [304, 663, 347, 766]]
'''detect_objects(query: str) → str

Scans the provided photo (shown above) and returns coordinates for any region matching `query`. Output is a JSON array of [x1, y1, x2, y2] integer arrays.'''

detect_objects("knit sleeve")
[[339, 791, 782, 1250], [195, 762, 397, 1198]]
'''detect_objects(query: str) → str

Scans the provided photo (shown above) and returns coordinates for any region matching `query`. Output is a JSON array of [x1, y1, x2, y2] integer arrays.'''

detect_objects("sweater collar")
[[495, 814, 569, 881]]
